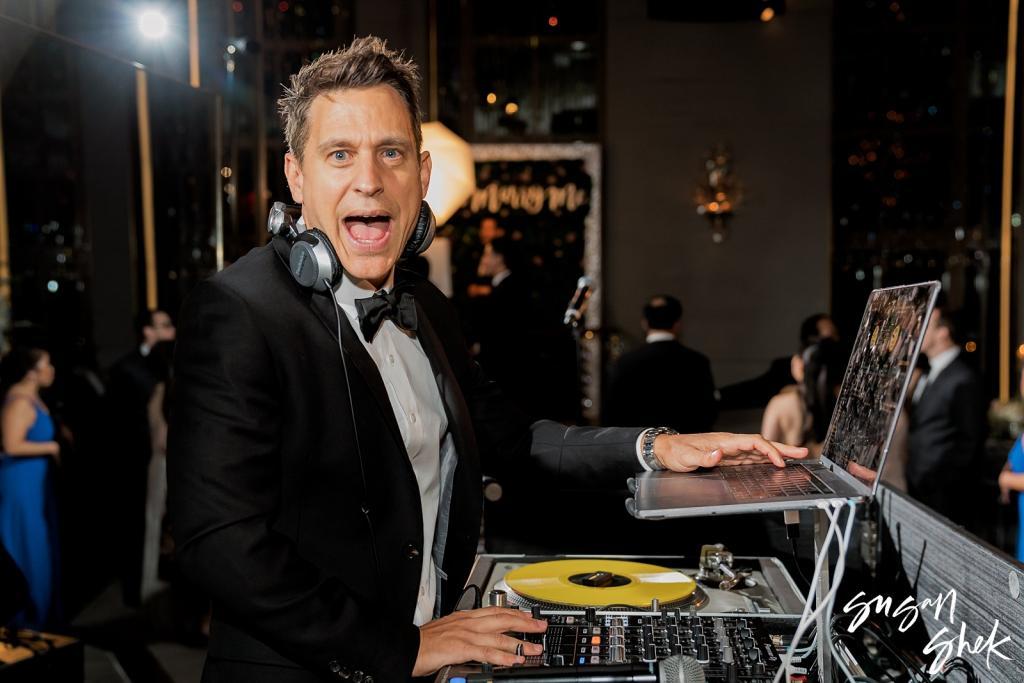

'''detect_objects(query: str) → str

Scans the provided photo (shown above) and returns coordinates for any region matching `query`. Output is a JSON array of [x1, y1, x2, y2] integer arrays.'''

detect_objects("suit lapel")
[[305, 290, 409, 458]]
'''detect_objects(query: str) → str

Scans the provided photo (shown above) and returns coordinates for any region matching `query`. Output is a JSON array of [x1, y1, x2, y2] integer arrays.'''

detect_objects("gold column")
[[0, 92, 10, 324], [215, 95, 224, 271], [1000, 0, 1019, 403], [136, 67, 158, 311], [188, 0, 200, 88]]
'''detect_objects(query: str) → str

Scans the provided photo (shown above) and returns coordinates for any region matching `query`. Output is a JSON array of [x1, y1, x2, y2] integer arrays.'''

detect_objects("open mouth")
[[343, 212, 392, 249]]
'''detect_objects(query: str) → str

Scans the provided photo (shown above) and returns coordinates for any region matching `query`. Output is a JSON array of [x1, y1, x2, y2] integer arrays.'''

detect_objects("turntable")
[[439, 554, 816, 683], [461, 554, 805, 616]]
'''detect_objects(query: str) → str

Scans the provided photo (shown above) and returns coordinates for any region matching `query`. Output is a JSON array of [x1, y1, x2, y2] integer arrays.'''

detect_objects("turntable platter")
[[503, 559, 698, 608]]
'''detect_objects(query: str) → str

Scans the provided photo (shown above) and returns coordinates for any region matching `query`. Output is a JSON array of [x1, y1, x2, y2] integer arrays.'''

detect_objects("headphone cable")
[[327, 281, 382, 584]]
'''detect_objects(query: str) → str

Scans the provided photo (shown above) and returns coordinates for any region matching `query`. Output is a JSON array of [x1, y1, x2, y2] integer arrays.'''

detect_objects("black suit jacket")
[[167, 241, 644, 682], [906, 354, 987, 525], [603, 340, 718, 434], [474, 273, 535, 413]]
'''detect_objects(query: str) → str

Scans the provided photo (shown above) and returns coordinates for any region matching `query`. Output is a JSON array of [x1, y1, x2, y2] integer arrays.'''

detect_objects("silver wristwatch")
[[641, 426, 678, 471]]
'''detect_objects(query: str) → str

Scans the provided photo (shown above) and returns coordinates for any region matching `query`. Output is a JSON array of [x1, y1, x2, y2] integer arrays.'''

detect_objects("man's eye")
[[383, 149, 400, 159], [333, 151, 348, 161]]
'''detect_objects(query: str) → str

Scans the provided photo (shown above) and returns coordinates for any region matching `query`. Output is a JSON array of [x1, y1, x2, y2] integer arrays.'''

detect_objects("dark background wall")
[[604, 0, 832, 385], [354, 0, 429, 106]]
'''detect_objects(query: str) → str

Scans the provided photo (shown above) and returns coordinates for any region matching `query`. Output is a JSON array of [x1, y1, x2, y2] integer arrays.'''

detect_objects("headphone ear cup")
[[289, 229, 341, 291], [268, 201, 301, 240], [402, 201, 437, 259]]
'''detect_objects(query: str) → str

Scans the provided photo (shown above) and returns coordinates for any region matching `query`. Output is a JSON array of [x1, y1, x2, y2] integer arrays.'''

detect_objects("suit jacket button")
[[329, 660, 340, 673], [353, 671, 365, 683], [365, 677, 374, 683], [406, 544, 420, 559]]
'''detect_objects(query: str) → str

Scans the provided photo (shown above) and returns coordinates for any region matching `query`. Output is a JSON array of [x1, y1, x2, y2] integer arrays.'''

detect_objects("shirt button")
[[388, 354, 396, 366], [410, 412, 418, 424]]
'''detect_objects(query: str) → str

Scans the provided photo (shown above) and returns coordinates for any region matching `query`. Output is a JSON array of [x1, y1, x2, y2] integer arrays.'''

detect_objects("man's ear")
[[419, 150, 432, 199], [284, 152, 304, 204]]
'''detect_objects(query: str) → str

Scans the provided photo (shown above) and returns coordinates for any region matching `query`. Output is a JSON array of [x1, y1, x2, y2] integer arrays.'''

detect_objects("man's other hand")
[[653, 432, 809, 472], [412, 607, 547, 676]]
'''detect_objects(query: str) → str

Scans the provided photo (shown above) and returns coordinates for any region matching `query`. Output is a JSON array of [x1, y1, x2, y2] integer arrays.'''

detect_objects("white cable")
[[791, 501, 857, 682], [792, 632, 817, 659], [792, 634, 816, 656], [810, 501, 857, 681], [774, 502, 842, 683]]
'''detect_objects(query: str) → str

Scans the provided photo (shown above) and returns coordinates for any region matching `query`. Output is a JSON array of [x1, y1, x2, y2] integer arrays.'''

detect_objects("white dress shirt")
[[334, 273, 447, 626], [490, 269, 512, 287], [644, 330, 675, 343]]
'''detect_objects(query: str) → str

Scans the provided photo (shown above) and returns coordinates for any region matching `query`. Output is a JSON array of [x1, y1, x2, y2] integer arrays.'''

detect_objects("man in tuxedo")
[[472, 236, 534, 414], [906, 305, 987, 526], [717, 312, 839, 410], [604, 295, 717, 433], [108, 309, 175, 605], [167, 37, 806, 682]]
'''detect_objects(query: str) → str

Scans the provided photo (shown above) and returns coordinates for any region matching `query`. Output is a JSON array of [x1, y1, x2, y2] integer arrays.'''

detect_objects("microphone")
[[465, 655, 706, 683], [563, 276, 594, 326]]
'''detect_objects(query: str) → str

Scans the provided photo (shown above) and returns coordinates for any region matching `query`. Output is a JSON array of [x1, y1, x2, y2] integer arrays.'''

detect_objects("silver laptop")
[[627, 282, 940, 519]]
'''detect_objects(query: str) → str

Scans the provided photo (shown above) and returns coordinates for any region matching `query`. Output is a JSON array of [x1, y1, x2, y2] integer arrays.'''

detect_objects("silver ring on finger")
[[515, 643, 523, 657]]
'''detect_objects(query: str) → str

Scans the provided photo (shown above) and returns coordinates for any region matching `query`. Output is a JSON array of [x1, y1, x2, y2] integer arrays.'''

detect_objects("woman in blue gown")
[[999, 369, 1024, 562], [0, 347, 60, 629]]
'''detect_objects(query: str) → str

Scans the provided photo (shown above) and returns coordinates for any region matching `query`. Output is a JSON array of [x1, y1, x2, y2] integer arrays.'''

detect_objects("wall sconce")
[[695, 145, 742, 243]]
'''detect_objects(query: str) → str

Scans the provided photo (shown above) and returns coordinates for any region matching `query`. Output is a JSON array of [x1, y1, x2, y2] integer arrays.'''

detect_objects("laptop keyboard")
[[720, 464, 832, 500]]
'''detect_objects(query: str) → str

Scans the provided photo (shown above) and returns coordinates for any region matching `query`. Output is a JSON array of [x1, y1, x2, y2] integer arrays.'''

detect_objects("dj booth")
[[441, 485, 1023, 683], [446, 283, 1023, 682]]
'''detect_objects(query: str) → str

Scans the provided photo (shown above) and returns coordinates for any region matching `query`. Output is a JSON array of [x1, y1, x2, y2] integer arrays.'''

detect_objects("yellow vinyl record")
[[504, 559, 696, 608]]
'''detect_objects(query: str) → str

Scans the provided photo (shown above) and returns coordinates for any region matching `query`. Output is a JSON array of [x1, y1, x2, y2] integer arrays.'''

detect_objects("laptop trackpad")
[[638, 471, 731, 509]]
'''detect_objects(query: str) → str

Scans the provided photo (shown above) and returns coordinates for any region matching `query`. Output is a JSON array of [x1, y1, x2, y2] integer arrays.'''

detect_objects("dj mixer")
[[438, 555, 817, 683]]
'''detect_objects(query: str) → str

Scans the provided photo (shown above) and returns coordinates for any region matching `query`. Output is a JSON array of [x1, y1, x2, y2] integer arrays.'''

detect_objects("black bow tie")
[[354, 288, 418, 342]]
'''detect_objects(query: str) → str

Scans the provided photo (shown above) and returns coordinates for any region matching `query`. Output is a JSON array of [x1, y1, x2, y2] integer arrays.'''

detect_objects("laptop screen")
[[821, 282, 940, 493]]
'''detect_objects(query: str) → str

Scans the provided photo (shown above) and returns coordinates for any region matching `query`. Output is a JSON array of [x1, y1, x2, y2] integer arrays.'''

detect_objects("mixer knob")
[[488, 590, 507, 608]]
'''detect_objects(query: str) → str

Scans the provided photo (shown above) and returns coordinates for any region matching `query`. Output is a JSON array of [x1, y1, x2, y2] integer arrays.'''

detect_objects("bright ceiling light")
[[138, 8, 169, 39]]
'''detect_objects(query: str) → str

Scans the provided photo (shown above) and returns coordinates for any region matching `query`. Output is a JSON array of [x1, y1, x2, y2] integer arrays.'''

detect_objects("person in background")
[[761, 338, 844, 456], [466, 216, 506, 300], [603, 295, 717, 433], [473, 236, 534, 413], [998, 368, 1024, 561], [107, 309, 175, 606], [906, 304, 987, 526], [140, 339, 174, 602], [0, 347, 61, 628], [718, 313, 839, 410]]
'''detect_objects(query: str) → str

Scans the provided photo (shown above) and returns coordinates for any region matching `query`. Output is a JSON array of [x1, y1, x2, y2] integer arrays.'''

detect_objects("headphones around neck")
[[268, 200, 436, 292]]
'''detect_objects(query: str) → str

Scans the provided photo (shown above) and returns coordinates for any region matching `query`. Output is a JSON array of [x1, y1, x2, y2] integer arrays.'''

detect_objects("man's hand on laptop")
[[653, 433, 809, 472]]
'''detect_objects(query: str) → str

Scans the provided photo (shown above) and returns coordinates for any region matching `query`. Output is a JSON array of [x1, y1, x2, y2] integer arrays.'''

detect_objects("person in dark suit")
[[717, 313, 839, 410], [473, 236, 535, 415], [603, 295, 717, 433], [106, 309, 175, 606], [906, 305, 987, 526], [167, 37, 807, 682]]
